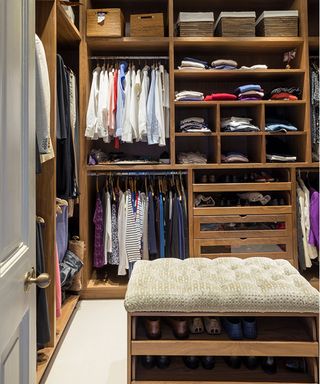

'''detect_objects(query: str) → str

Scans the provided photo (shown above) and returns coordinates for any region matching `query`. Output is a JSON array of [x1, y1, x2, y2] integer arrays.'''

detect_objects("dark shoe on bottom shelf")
[[141, 355, 156, 369], [242, 356, 261, 370], [242, 317, 257, 339], [166, 317, 189, 339], [261, 357, 277, 374], [201, 356, 215, 370], [285, 358, 307, 373], [183, 356, 200, 369], [224, 356, 242, 369], [144, 317, 161, 339], [156, 356, 171, 369], [222, 318, 243, 340]]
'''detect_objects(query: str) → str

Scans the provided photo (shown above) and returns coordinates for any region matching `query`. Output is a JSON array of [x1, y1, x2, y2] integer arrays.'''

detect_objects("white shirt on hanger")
[[138, 66, 150, 141], [155, 67, 165, 146], [129, 67, 139, 141], [97, 68, 109, 141], [122, 69, 133, 143], [85, 67, 100, 139]]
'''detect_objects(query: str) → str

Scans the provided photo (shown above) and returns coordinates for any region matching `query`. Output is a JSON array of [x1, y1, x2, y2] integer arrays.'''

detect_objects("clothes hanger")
[[56, 197, 68, 206], [96, 176, 99, 193], [36, 216, 45, 224]]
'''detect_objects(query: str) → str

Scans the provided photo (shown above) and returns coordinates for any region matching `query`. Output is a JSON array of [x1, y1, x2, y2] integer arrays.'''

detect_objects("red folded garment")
[[271, 93, 298, 101], [204, 95, 214, 101], [210, 93, 237, 100]]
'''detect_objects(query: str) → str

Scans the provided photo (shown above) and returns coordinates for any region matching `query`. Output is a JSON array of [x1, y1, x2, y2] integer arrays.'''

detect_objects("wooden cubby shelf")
[[86, 37, 170, 52], [174, 69, 305, 79], [57, 2, 81, 46]]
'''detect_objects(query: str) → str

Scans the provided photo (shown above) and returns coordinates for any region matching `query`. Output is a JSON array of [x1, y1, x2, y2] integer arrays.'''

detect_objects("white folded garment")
[[175, 90, 204, 97], [181, 117, 205, 124], [178, 66, 206, 71], [221, 116, 252, 128], [181, 60, 206, 69], [240, 65, 268, 70], [178, 12, 214, 23], [267, 154, 297, 162]]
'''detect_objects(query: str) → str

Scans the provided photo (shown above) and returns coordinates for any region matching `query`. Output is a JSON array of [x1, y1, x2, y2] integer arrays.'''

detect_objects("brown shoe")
[[166, 317, 189, 339], [144, 317, 161, 339]]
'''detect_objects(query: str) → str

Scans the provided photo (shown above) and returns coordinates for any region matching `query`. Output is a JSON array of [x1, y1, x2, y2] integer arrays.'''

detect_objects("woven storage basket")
[[214, 12, 256, 37], [130, 13, 164, 37], [87, 8, 124, 37], [256, 11, 299, 37]]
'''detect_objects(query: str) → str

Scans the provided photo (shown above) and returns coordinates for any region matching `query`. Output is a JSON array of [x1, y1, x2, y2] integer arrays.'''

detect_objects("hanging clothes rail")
[[89, 56, 169, 60], [88, 171, 187, 177]]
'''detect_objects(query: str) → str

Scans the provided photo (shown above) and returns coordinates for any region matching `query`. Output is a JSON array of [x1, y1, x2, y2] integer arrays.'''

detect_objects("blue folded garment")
[[266, 118, 298, 132], [183, 57, 209, 67], [214, 65, 237, 70], [235, 84, 263, 94]]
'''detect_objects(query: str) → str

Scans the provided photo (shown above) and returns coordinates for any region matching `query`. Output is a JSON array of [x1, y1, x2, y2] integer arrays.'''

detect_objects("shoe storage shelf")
[[190, 168, 296, 266], [128, 312, 319, 384]]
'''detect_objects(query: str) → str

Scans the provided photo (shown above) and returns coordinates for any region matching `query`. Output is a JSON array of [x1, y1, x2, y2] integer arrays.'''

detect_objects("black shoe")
[[279, 198, 285, 205], [156, 356, 171, 369], [141, 356, 156, 369], [224, 356, 242, 369], [242, 356, 260, 370], [261, 357, 277, 374], [201, 356, 215, 370], [285, 358, 307, 373], [183, 356, 200, 369]]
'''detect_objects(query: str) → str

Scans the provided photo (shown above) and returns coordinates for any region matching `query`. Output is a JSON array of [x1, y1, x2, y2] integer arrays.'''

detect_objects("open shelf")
[[308, 37, 319, 51], [175, 101, 306, 107], [57, 2, 81, 46], [86, 37, 170, 53], [36, 295, 79, 383], [134, 357, 316, 383], [174, 69, 305, 79]]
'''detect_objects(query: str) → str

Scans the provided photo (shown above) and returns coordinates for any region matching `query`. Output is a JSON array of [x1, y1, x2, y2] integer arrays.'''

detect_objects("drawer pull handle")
[[139, 15, 154, 19], [240, 238, 247, 240], [240, 215, 247, 218]]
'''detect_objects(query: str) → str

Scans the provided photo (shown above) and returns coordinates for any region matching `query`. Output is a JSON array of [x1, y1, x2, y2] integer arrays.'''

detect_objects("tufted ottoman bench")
[[124, 257, 319, 384]]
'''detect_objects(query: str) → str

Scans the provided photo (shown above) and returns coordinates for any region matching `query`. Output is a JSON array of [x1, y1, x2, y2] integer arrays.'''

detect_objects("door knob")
[[24, 267, 51, 291]]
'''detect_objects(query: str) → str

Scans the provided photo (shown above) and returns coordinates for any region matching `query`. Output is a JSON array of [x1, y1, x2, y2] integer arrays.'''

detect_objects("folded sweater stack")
[[178, 152, 208, 164], [221, 116, 260, 132], [265, 118, 298, 132], [178, 57, 209, 70], [270, 87, 301, 101], [180, 117, 211, 132], [235, 84, 264, 101], [175, 91, 204, 101], [211, 59, 238, 70], [222, 152, 249, 163]]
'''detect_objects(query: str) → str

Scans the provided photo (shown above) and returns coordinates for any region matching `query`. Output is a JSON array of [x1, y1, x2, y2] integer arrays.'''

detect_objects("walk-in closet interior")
[[35, 0, 319, 382]]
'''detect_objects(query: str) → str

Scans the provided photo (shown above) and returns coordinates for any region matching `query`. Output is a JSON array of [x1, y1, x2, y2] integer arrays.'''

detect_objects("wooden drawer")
[[194, 205, 293, 216], [194, 237, 293, 261], [194, 214, 292, 239], [87, 8, 124, 37]]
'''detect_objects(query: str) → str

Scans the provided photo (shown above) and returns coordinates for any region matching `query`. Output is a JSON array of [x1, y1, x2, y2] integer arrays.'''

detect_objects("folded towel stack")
[[270, 87, 301, 101], [178, 152, 208, 164], [235, 84, 264, 100], [265, 118, 298, 132], [178, 57, 209, 70], [180, 117, 211, 132], [211, 59, 238, 70], [175, 90, 204, 102], [222, 152, 249, 163], [240, 64, 268, 70], [221, 116, 260, 132]]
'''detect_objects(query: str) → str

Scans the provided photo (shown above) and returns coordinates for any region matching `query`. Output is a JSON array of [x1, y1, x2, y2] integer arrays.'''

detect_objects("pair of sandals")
[[189, 317, 221, 335]]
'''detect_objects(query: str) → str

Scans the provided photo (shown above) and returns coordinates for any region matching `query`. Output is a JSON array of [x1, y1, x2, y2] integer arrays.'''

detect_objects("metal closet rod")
[[88, 171, 187, 176], [89, 56, 169, 60]]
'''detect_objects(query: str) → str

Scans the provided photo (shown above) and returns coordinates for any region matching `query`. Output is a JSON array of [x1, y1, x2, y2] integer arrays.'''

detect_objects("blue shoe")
[[242, 317, 257, 339], [222, 318, 243, 340]]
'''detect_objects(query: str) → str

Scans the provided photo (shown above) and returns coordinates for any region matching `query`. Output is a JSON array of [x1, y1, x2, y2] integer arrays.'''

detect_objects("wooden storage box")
[[87, 8, 124, 37], [214, 12, 256, 37], [177, 12, 214, 37], [256, 11, 299, 37], [130, 13, 164, 37]]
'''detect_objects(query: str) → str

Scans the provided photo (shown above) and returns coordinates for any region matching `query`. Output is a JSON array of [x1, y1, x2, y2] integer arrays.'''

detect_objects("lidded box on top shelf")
[[256, 11, 299, 37], [214, 12, 256, 37], [176, 12, 214, 37], [87, 8, 125, 37], [130, 13, 164, 37]]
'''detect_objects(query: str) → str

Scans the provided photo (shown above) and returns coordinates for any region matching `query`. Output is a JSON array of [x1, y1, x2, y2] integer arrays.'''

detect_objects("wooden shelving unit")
[[78, 0, 318, 302], [57, 2, 81, 46]]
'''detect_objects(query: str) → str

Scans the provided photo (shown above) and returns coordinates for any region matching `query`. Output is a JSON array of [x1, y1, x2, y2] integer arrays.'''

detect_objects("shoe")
[[183, 356, 200, 369], [156, 356, 171, 369], [200, 174, 208, 183], [201, 356, 215, 370], [222, 318, 243, 339], [232, 175, 239, 183], [144, 318, 161, 339], [285, 358, 307, 373], [204, 317, 221, 335], [225, 199, 232, 207], [225, 175, 232, 183], [242, 356, 260, 370], [189, 317, 204, 334], [279, 198, 285, 205], [208, 174, 216, 183], [270, 198, 279, 206], [224, 356, 242, 369], [141, 355, 156, 369], [166, 317, 189, 339], [236, 198, 242, 207], [242, 317, 257, 339], [261, 357, 277, 374]]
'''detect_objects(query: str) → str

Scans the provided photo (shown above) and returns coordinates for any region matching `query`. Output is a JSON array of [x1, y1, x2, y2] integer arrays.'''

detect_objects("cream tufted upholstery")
[[124, 258, 319, 313]]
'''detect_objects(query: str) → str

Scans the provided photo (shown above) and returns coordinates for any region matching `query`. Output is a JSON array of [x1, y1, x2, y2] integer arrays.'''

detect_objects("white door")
[[0, 0, 36, 383]]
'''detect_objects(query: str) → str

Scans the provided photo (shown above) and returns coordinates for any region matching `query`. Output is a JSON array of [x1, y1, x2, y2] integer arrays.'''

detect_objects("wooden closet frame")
[[36, 1, 81, 382], [78, 0, 319, 300]]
